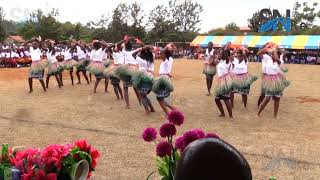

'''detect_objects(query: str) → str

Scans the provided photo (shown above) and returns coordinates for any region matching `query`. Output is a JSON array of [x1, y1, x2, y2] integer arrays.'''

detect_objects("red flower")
[[90, 148, 100, 160], [46, 173, 57, 180], [74, 140, 91, 152]]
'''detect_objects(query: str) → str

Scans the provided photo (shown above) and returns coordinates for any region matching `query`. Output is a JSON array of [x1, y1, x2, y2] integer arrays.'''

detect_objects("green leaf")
[[269, 176, 277, 180], [71, 147, 80, 155], [156, 157, 169, 177]]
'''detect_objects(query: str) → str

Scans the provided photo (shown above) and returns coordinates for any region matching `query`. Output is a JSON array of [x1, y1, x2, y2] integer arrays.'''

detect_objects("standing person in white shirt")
[[44, 40, 62, 89], [203, 42, 217, 96], [152, 43, 176, 115], [60, 40, 78, 85], [256, 43, 272, 107], [22, 38, 47, 93], [230, 48, 257, 108], [132, 46, 156, 114], [75, 43, 90, 85], [114, 36, 143, 109], [104, 45, 124, 100], [87, 40, 109, 93], [257, 45, 290, 119], [214, 43, 233, 118]]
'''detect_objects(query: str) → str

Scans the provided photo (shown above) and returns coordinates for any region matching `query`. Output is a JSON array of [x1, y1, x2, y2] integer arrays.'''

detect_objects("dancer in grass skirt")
[[23, 38, 47, 93], [133, 46, 156, 114], [101, 42, 111, 92], [230, 48, 257, 108], [104, 45, 124, 100], [257, 45, 290, 119], [203, 42, 217, 96], [214, 43, 233, 118], [60, 40, 77, 85], [152, 43, 176, 115], [75, 43, 90, 84], [44, 40, 62, 89], [114, 36, 143, 108], [87, 40, 109, 93]]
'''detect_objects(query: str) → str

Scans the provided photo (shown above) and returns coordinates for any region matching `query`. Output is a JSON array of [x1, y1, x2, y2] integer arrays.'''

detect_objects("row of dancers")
[[23, 36, 290, 118], [203, 42, 290, 119], [23, 36, 176, 115]]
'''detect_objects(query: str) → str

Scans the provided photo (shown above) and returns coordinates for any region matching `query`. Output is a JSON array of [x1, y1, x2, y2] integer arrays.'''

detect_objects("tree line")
[[0, 0, 203, 44], [0, 0, 319, 44]]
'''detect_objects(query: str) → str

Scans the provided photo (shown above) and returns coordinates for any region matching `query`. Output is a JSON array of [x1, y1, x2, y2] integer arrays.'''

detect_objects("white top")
[[46, 51, 58, 63], [136, 56, 154, 72], [102, 50, 108, 60], [265, 61, 282, 75], [0, 52, 5, 58], [24, 51, 30, 57], [76, 46, 87, 59], [204, 48, 214, 64], [90, 48, 104, 62], [261, 54, 273, 74], [159, 57, 173, 75], [64, 48, 72, 60], [122, 49, 137, 65], [217, 59, 231, 77], [112, 52, 124, 65], [231, 57, 248, 74], [29, 47, 41, 61]]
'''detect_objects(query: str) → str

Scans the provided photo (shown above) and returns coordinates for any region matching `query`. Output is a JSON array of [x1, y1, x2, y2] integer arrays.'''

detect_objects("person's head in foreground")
[[175, 138, 252, 180]]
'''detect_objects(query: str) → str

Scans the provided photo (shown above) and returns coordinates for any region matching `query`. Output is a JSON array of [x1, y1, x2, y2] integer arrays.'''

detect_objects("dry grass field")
[[0, 60, 320, 180]]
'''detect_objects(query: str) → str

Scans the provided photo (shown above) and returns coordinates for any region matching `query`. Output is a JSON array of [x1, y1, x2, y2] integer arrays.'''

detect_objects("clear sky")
[[1, 0, 319, 32]]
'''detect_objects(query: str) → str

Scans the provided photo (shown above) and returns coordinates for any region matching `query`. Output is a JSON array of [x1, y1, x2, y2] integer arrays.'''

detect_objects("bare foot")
[[125, 106, 130, 109], [77, 82, 81, 84], [229, 116, 234, 119], [206, 93, 211, 96], [274, 116, 278, 119], [28, 90, 33, 93], [145, 111, 150, 115], [257, 114, 262, 118], [219, 114, 225, 117], [93, 91, 97, 94], [150, 109, 156, 112]]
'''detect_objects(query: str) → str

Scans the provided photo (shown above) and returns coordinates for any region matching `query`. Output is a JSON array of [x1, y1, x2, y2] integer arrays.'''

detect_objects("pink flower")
[[142, 128, 157, 142], [41, 144, 66, 172], [167, 110, 184, 126], [181, 130, 201, 151], [175, 136, 185, 152], [191, 129, 205, 139], [159, 123, 176, 138], [156, 141, 172, 157], [205, 132, 220, 139]]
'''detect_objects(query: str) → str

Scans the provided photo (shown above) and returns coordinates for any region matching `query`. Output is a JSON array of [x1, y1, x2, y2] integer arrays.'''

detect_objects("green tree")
[[107, 3, 130, 42], [169, 0, 203, 33], [225, 22, 240, 31], [18, 9, 61, 40], [127, 2, 146, 39], [247, 10, 269, 32], [291, 1, 320, 29], [0, 7, 6, 42]]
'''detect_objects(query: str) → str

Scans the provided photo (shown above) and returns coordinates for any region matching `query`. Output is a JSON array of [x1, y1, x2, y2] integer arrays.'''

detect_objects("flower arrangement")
[[142, 110, 219, 180], [0, 140, 100, 180]]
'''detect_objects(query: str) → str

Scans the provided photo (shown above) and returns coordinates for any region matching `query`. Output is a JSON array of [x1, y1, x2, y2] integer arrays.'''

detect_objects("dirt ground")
[[0, 60, 320, 180]]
